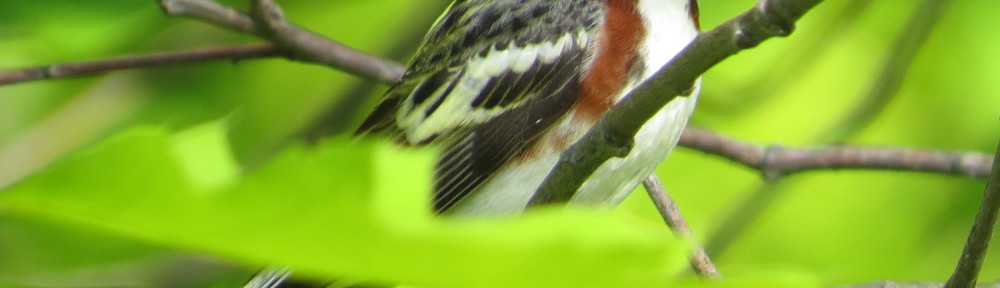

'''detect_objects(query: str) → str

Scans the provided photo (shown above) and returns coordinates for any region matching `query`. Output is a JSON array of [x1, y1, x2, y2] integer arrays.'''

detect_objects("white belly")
[[447, 92, 698, 216]]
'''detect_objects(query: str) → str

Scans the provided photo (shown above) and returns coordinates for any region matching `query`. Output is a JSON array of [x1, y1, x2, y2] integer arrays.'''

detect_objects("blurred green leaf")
[[0, 123, 694, 288]]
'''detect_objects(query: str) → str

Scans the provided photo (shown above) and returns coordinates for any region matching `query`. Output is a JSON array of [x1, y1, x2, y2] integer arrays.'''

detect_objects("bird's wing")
[[356, 0, 604, 213]]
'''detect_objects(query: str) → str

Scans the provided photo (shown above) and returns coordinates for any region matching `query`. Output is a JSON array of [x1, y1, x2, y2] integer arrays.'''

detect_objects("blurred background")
[[0, 0, 998, 287]]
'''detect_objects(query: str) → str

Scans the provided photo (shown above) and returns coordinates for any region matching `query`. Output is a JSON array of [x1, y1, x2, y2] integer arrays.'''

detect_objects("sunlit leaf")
[[0, 123, 691, 288]]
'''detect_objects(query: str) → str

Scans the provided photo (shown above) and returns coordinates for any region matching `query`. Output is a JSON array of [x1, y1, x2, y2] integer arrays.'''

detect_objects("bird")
[[245, 0, 700, 286]]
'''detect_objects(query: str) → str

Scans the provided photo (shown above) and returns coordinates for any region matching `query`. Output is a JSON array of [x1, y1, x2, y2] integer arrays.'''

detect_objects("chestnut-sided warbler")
[[247, 0, 700, 286]]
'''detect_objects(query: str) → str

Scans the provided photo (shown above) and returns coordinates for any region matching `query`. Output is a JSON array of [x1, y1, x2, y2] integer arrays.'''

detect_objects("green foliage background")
[[0, 0, 998, 287]]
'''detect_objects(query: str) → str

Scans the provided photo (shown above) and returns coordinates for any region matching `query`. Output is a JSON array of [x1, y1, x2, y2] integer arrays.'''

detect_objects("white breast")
[[571, 0, 700, 204]]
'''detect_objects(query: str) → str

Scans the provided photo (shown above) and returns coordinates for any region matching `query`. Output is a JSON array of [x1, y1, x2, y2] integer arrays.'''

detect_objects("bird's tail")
[[243, 267, 294, 288]]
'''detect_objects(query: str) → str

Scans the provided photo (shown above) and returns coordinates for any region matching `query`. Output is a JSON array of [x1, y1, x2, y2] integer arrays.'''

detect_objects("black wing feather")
[[434, 51, 585, 213], [355, 0, 604, 213]]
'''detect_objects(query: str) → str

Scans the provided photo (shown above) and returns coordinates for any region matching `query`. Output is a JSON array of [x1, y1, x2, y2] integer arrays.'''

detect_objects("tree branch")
[[0, 51, 993, 180], [680, 127, 994, 180], [642, 176, 720, 279], [157, 0, 404, 82], [0, 45, 279, 86], [527, 0, 825, 206], [945, 136, 1000, 288]]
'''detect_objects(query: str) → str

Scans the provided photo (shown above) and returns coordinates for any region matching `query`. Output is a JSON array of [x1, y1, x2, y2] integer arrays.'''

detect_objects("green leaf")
[[1, 122, 691, 288]]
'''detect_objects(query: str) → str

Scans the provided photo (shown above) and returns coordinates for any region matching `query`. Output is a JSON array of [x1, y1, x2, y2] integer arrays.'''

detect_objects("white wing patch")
[[397, 32, 590, 143]]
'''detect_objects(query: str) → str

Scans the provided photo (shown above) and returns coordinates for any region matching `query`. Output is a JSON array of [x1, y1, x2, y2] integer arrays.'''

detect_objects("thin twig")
[[0, 44, 279, 86], [642, 176, 720, 279], [157, 0, 404, 82], [679, 127, 994, 180], [685, 123, 994, 255], [527, 0, 825, 207], [945, 137, 1000, 288]]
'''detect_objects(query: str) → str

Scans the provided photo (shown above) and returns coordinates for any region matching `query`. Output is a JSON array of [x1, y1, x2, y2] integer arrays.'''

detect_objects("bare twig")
[[0, 44, 279, 86], [157, 0, 259, 34], [157, 0, 404, 82], [679, 127, 994, 180], [689, 122, 993, 256], [643, 176, 720, 279], [527, 0, 826, 206], [945, 137, 1000, 288], [696, 108, 991, 257]]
